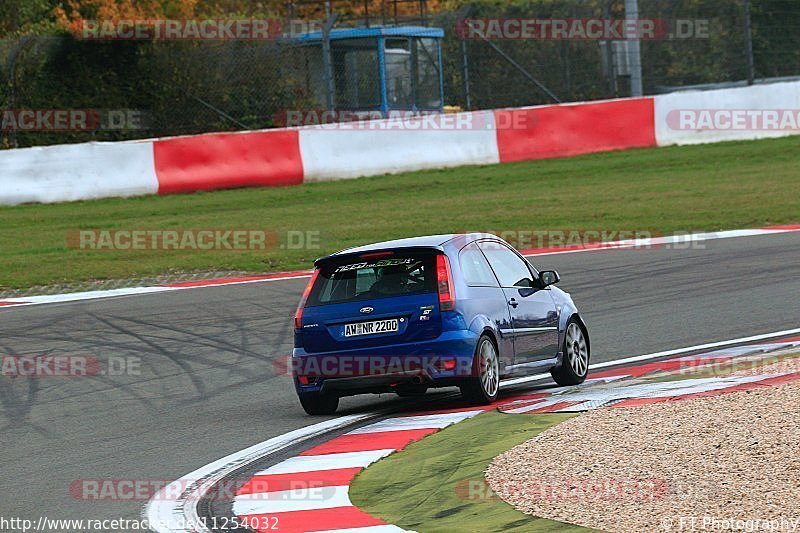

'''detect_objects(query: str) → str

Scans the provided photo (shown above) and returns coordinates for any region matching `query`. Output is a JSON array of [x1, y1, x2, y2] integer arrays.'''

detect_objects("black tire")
[[550, 318, 590, 386], [298, 392, 339, 415], [460, 335, 500, 404]]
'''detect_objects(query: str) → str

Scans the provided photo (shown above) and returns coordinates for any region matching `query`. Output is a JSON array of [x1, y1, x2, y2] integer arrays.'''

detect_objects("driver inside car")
[[369, 265, 409, 295]]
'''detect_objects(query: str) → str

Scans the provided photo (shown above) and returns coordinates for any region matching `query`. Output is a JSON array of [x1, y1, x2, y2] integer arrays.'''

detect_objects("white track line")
[[146, 327, 800, 533], [5, 226, 799, 310], [4, 286, 170, 305], [589, 328, 800, 370], [519, 228, 800, 257], [676, 342, 798, 359], [499, 327, 800, 388], [0, 273, 311, 308]]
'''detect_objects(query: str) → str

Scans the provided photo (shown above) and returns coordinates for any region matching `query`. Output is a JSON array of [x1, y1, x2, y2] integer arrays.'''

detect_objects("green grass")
[[1, 135, 799, 290], [349, 411, 593, 533]]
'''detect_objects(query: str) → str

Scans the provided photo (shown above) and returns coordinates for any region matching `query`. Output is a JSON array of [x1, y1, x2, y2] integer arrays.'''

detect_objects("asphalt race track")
[[1, 231, 798, 524]]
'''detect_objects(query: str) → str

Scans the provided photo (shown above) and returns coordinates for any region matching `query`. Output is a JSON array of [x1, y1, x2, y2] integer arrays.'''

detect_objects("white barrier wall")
[[2, 82, 800, 206], [654, 80, 800, 146], [0, 141, 158, 205], [298, 110, 500, 181]]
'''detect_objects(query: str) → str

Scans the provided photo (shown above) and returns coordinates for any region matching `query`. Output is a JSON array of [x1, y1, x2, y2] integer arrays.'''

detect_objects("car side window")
[[459, 243, 499, 287], [478, 241, 534, 288]]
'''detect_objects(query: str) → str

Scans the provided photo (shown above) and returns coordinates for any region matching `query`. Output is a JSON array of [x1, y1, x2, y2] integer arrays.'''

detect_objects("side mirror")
[[539, 270, 560, 287]]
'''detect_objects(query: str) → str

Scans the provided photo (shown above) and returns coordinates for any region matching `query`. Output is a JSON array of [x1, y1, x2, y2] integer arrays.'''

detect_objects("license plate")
[[344, 319, 399, 337]]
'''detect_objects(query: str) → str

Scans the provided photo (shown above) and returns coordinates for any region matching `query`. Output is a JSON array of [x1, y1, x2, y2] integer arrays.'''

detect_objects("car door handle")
[[508, 298, 519, 308]]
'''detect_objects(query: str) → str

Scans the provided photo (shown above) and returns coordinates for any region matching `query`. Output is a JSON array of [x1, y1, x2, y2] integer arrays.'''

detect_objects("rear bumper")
[[292, 330, 478, 396]]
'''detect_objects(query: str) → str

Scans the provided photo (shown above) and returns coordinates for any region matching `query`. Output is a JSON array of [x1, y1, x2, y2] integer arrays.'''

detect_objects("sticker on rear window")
[[334, 258, 416, 273]]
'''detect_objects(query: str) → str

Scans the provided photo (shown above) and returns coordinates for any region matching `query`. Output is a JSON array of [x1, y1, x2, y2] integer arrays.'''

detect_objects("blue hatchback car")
[[292, 234, 590, 415]]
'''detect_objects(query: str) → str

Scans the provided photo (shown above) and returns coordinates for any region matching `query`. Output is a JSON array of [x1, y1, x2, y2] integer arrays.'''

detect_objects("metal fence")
[[2, 0, 799, 149]]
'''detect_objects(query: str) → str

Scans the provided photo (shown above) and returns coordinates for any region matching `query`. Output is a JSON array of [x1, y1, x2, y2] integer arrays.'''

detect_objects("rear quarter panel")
[[444, 245, 514, 371]]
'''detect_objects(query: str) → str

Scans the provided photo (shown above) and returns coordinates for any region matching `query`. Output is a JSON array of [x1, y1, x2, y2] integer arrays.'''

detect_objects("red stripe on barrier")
[[0, 301, 26, 307], [153, 130, 304, 195], [299, 428, 437, 456], [495, 97, 656, 163], [244, 506, 385, 533], [235, 468, 362, 497]]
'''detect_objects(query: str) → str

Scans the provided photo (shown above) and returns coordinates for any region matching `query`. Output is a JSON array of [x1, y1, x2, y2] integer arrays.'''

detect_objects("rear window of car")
[[307, 253, 437, 306]]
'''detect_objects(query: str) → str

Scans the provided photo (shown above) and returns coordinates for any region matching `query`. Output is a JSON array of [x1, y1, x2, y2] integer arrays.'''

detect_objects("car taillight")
[[294, 269, 320, 329], [436, 253, 455, 312]]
